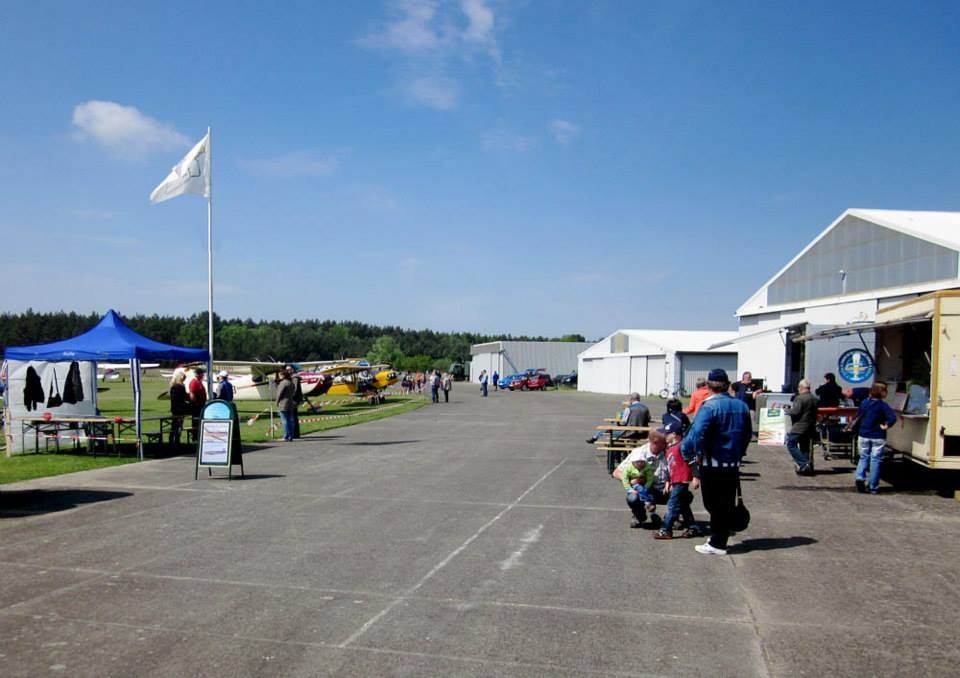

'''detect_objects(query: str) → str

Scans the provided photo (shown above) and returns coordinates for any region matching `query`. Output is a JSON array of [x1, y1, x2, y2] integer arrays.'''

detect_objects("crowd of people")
[[398, 371, 454, 402], [596, 368, 752, 555], [600, 366, 900, 555]]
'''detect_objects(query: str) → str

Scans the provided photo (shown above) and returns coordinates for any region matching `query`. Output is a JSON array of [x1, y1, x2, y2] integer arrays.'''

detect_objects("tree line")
[[0, 310, 587, 372]]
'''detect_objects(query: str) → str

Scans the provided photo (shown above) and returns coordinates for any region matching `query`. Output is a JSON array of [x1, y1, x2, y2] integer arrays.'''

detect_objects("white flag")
[[149, 132, 210, 204]]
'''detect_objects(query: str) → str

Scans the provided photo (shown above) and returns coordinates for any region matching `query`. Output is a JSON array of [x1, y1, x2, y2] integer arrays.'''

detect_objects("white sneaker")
[[695, 542, 728, 556]]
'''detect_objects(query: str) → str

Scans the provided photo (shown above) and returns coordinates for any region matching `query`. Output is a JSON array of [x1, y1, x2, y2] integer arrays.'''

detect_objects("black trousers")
[[700, 467, 739, 549]]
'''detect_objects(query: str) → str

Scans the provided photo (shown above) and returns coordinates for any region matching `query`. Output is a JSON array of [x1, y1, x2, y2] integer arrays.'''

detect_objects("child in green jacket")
[[622, 458, 656, 527]]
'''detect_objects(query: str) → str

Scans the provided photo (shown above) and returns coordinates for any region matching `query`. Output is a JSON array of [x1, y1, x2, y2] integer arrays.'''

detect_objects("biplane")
[[312, 361, 400, 402]]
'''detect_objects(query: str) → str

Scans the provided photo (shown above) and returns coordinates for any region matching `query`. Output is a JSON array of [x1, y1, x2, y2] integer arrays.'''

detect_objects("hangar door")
[[680, 353, 736, 395], [582, 356, 630, 393], [629, 357, 647, 395], [646, 356, 665, 396]]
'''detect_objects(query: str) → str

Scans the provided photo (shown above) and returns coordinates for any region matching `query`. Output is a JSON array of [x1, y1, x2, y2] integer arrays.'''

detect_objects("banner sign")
[[758, 407, 788, 446]]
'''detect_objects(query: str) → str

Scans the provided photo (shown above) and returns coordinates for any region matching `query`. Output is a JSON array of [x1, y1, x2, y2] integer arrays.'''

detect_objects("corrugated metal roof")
[[738, 208, 960, 316], [849, 209, 960, 251], [581, 330, 738, 358]]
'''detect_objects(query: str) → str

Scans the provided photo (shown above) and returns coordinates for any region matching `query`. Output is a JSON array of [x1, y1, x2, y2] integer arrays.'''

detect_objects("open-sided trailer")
[[796, 290, 960, 471]]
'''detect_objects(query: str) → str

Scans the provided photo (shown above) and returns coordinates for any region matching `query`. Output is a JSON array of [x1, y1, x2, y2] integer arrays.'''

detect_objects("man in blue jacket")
[[681, 368, 752, 555]]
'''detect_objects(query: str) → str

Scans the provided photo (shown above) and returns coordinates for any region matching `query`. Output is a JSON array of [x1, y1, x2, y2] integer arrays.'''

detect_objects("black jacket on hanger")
[[23, 366, 44, 411], [63, 361, 84, 404]]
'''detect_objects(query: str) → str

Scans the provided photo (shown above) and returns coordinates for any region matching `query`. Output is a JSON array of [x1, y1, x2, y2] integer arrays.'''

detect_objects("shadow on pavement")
[[728, 536, 817, 553], [0, 489, 132, 519], [774, 485, 856, 493], [340, 440, 421, 446], [202, 474, 286, 481]]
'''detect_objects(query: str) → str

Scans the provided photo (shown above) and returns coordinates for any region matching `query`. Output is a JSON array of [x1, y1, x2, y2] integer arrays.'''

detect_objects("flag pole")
[[206, 126, 214, 393]]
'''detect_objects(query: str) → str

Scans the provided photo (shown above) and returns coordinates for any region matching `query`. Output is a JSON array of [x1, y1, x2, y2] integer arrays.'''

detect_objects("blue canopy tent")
[[4, 310, 209, 458]]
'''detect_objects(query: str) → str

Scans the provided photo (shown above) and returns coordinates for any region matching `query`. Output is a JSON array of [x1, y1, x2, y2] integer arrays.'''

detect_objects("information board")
[[195, 399, 244, 479], [198, 420, 231, 465]]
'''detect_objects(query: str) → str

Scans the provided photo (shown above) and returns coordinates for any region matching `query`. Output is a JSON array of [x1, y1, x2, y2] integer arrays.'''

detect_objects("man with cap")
[[216, 370, 234, 402], [681, 368, 752, 555]]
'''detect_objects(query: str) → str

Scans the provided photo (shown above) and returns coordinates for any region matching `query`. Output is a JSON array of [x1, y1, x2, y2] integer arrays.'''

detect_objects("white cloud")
[[548, 119, 581, 144], [241, 150, 339, 177], [403, 74, 461, 110], [72, 101, 189, 154], [461, 0, 499, 63], [361, 0, 502, 109], [361, 0, 446, 52], [483, 130, 535, 153]]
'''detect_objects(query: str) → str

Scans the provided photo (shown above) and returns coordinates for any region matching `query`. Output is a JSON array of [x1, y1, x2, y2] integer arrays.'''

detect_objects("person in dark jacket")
[[168, 370, 191, 445], [285, 366, 302, 438], [786, 379, 819, 475], [815, 372, 843, 408], [854, 381, 898, 494], [662, 398, 691, 436], [681, 368, 752, 556], [276, 370, 297, 442]]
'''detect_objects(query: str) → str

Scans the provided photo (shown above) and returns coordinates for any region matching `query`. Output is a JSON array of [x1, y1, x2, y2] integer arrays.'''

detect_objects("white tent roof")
[[580, 329, 738, 358], [738, 208, 960, 317]]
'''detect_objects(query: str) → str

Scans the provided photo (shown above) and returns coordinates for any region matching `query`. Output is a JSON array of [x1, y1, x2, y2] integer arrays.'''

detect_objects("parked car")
[[498, 373, 525, 389], [525, 373, 552, 390], [508, 375, 530, 391], [556, 370, 578, 387]]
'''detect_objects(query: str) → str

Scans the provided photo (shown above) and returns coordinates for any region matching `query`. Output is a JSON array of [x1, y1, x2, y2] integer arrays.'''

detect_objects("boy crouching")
[[621, 457, 657, 528], [654, 422, 700, 540]]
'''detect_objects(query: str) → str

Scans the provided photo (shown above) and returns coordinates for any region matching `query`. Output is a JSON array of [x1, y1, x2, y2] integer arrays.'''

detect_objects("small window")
[[610, 333, 630, 353]]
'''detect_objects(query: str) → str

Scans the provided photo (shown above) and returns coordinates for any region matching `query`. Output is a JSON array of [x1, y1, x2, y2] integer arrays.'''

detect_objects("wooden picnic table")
[[593, 425, 652, 472], [19, 416, 116, 455]]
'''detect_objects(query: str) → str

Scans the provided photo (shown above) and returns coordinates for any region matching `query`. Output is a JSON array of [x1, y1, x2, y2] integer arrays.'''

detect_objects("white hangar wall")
[[735, 209, 960, 392], [468, 341, 592, 382], [577, 330, 737, 396]]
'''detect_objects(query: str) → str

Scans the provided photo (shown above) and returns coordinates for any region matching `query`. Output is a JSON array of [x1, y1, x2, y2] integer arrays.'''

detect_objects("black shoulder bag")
[[46, 369, 63, 408], [730, 472, 751, 532]]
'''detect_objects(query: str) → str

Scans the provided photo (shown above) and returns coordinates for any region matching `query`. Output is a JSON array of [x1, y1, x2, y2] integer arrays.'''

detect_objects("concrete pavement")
[[2, 386, 960, 676]]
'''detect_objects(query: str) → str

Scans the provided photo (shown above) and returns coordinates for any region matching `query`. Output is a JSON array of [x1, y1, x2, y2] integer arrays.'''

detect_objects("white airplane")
[[160, 361, 337, 402], [98, 362, 160, 381]]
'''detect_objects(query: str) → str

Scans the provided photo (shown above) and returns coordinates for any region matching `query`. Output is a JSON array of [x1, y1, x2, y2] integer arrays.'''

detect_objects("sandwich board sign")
[[195, 399, 244, 479]]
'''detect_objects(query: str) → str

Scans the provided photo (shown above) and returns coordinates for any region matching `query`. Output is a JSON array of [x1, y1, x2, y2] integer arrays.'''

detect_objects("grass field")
[[1, 375, 427, 483], [94, 375, 428, 444]]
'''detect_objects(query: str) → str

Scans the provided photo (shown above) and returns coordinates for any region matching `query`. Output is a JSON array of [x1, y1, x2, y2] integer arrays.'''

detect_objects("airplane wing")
[[99, 362, 161, 370], [209, 360, 285, 377]]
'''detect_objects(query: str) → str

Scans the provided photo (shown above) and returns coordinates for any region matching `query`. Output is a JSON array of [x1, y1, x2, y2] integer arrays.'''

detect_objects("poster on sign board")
[[759, 407, 788, 446], [199, 421, 231, 465]]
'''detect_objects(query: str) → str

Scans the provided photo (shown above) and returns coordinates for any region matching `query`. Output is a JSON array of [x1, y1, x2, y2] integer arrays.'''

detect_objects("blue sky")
[[1, 1, 958, 338]]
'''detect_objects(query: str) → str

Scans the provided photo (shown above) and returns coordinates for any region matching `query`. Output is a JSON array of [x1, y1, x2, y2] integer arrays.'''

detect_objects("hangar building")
[[723, 209, 960, 392], [577, 330, 737, 396], [469, 340, 593, 382]]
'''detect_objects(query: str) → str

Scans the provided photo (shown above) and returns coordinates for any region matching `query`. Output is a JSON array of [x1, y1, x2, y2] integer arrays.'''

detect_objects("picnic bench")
[[594, 425, 651, 473]]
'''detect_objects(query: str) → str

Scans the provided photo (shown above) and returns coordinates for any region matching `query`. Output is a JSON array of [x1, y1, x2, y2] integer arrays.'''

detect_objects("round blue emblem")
[[838, 348, 874, 384], [202, 401, 233, 420]]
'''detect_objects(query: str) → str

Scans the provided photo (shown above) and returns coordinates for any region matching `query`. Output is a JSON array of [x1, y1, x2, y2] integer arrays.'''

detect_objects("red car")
[[524, 373, 552, 391], [508, 375, 530, 391]]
